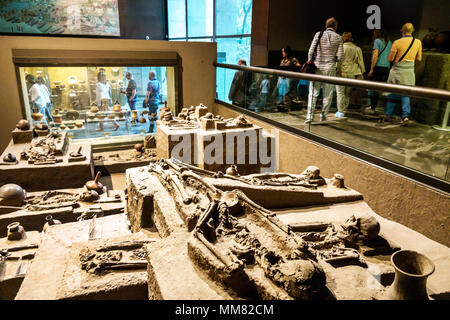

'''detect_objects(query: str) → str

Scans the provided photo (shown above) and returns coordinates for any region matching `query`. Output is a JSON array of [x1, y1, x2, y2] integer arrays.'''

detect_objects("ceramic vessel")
[[16, 119, 30, 131], [225, 165, 239, 176], [131, 110, 138, 120], [0, 184, 26, 207], [52, 109, 63, 123], [85, 172, 104, 194], [113, 101, 122, 112], [35, 122, 48, 131], [96, 113, 106, 120], [7, 222, 25, 241], [134, 144, 144, 153], [90, 105, 99, 113], [43, 215, 62, 232], [66, 122, 76, 129], [386, 250, 435, 300], [3, 153, 17, 163], [31, 110, 44, 121], [75, 121, 83, 128]]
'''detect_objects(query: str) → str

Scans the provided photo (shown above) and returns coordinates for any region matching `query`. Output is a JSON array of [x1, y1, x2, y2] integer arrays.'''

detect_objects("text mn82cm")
[[219, 304, 274, 315]]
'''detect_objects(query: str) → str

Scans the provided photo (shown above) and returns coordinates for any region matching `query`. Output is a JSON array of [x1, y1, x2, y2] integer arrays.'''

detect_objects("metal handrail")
[[215, 62, 450, 102]]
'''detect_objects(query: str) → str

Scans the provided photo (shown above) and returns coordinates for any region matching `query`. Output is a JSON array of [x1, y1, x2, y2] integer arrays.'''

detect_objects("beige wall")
[[213, 103, 450, 247], [0, 36, 217, 151]]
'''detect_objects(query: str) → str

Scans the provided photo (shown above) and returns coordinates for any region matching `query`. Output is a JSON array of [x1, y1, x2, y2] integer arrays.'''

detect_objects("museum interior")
[[0, 0, 449, 302]]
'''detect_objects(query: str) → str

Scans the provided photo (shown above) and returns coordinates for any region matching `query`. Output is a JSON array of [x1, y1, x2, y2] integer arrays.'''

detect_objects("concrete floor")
[[257, 107, 450, 181]]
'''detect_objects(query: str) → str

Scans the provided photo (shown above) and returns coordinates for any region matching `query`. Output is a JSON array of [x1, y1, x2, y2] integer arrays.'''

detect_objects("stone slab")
[[15, 214, 131, 300], [146, 231, 232, 300], [0, 140, 94, 192], [0, 188, 125, 238], [56, 232, 154, 300], [204, 176, 363, 209], [275, 201, 450, 300], [0, 231, 41, 299]]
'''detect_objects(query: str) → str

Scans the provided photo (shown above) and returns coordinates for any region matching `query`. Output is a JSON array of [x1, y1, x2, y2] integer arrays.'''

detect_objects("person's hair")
[[373, 29, 389, 43], [342, 32, 353, 43], [97, 71, 105, 82], [238, 59, 247, 66], [325, 17, 338, 29], [126, 71, 132, 77], [401, 22, 415, 34], [36, 76, 45, 84], [25, 74, 35, 83], [149, 71, 156, 79], [281, 46, 294, 58]]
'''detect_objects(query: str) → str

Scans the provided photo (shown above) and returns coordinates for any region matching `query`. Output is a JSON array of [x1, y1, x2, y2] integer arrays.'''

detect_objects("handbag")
[[301, 31, 324, 74]]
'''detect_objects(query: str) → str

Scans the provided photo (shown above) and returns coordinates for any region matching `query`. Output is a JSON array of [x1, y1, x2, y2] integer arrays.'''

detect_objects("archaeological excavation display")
[[0, 103, 448, 302]]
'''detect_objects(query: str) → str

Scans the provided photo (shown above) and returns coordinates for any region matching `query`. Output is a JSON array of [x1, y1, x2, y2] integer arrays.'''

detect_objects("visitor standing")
[[228, 59, 248, 107], [37, 76, 54, 122], [122, 71, 138, 117], [144, 71, 161, 132], [384, 22, 422, 126], [335, 32, 365, 118], [366, 29, 392, 114], [258, 75, 271, 111], [305, 17, 344, 123], [28, 75, 51, 124], [96, 71, 119, 131]]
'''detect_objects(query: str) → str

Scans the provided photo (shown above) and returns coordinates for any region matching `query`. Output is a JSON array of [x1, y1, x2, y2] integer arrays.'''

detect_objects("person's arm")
[[144, 82, 151, 103], [358, 47, 366, 74], [388, 41, 397, 63], [130, 88, 136, 101], [308, 32, 319, 61], [336, 37, 344, 62], [416, 40, 422, 62], [96, 83, 101, 105]]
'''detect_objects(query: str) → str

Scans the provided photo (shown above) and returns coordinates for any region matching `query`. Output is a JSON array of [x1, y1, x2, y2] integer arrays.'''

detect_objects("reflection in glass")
[[187, 0, 213, 37], [216, 68, 450, 181], [168, 0, 187, 38], [215, 0, 252, 36]]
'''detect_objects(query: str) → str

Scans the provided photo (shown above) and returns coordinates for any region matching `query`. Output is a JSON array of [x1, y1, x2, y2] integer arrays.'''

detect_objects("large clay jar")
[[434, 32, 450, 50], [386, 250, 435, 300], [0, 184, 26, 207], [85, 172, 104, 194], [43, 215, 62, 232], [7, 222, 26, 241], [16, 119, 30, 131], [31, 110, 44, 121]]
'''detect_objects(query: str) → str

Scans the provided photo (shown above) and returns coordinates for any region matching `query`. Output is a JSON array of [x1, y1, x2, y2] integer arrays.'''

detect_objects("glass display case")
[[14, 49, 181, 149]]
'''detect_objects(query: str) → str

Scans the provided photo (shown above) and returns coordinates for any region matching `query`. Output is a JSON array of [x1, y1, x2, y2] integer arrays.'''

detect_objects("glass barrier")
[[216, 66, 450, 182], [18, 65, 176, 147]]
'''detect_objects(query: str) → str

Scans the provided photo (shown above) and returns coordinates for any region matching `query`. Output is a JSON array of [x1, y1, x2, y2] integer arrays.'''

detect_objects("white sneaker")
[[304, 119, 312, 124]]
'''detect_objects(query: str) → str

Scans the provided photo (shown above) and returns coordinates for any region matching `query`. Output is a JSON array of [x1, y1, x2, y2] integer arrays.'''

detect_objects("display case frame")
[[13, 49, 183, 149]]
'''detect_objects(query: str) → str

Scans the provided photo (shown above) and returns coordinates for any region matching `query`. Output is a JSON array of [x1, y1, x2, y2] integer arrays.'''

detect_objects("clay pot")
[[96, 113, 106, 120], [225, 165, 239, 176], [134, 144, 145, 153], [90, 105, 99, 113], [386, 250, 435, 300], [35, 122, 48, 131], [108, 113, 115, 119], [85, 172, 104, 194], [66, 122, 75, 129], [113, 101, 122, 112], [131, 110, 138, 120], [59, 124, 66, 130], [31, 111, 44, 121], [139, 117, 146, 123], [52, 109, 62, 123], [3, 153, 17, 163], [43, 215, 62, 232], [434, 32, 450, 50], [0, 184, 26, 207], [75, 121, 83, 128], [87, 114, 96, 120], [16, 119, 30, 131], [7, 222, 25, 241]]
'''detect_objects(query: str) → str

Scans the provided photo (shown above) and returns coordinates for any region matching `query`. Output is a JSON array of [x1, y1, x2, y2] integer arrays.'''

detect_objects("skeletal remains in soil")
[[79, 240, 155, 274]]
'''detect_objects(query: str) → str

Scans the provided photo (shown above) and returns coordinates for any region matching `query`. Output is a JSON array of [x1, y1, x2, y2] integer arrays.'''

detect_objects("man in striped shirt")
[[306, 17, 344, 123]]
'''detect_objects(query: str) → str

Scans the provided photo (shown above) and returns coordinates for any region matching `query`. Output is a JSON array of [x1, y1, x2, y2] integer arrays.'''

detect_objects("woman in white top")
[[37, 76, 53, 122], [96, 72, 119, 131], [336, 32, 365, 118]]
